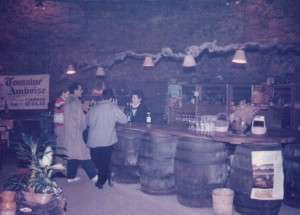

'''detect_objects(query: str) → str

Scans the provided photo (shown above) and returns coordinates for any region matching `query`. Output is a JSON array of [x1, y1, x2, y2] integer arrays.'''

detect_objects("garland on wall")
[[76, 39, 300, 72]]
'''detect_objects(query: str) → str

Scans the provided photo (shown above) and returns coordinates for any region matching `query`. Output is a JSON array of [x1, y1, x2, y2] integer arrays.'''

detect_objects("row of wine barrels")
[[111, 130, 142, 184], [174, 137, 228, 207], [283, 143, 300, 208], [138, 132, 178, 195], [112, 128, 297, 214], [230, 143, 282, 215]]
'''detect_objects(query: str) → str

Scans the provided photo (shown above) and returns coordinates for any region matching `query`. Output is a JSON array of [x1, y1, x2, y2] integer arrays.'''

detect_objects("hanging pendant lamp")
[[143, 56, 154, 67], [96, 67, 105, 76], [232, 49, 247, 64], [66, 64, 76, 75], [182, 55, 197, 67]]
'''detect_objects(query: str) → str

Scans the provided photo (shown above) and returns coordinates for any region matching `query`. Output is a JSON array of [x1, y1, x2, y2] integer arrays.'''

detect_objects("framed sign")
[[167, 85, 182, 108], [251, 150, 284, 200], [0, 74, 49, 110]]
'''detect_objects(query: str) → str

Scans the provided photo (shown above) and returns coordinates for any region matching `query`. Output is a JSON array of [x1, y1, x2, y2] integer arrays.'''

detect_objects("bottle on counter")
[[124, 102, 132, 122], [146, 107, 152, 124]]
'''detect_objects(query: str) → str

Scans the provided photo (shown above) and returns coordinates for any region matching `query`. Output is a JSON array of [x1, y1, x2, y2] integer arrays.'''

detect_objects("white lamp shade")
[[232, 49, 247, 64], [96, 67, 105, 76], [143, 56, 154, 67], [66, 64, 76, 75], [182, 55, 197, 67]]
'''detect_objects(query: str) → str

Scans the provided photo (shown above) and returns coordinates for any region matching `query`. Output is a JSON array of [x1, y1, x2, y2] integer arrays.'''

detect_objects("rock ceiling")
[[1, 0, 232, 49], [1, 0, 300, 86]]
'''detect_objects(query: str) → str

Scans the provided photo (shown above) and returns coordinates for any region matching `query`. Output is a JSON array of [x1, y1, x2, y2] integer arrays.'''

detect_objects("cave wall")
[[0, 0, 300, 111]]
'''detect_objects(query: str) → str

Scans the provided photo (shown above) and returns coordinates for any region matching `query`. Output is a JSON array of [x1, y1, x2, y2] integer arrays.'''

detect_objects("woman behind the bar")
[[131, 89, 148, 123]]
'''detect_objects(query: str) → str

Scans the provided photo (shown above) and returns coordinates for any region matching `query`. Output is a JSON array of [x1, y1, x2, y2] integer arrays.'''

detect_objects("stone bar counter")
[[115, 123, 300, 214]]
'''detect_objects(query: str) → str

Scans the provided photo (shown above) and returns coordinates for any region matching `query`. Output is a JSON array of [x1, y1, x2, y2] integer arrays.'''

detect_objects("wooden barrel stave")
[[138, 132, 177, 195], [283, 143, 300, 208], [175, 137, 228, 207], [111, 130, 142, 184], [230, 143, 282, 215]]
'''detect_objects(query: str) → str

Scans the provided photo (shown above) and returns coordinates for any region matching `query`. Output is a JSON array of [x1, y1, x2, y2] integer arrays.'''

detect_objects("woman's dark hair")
[[102, 88, 114, 100], [132, 89, 144, 101], [58, 87, 69, 96], [69, 82, 81, 94]]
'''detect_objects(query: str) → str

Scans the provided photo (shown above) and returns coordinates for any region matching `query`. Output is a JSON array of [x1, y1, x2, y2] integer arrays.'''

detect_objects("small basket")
[[215, 113, 229, 132], [22, 191, 53, 205]]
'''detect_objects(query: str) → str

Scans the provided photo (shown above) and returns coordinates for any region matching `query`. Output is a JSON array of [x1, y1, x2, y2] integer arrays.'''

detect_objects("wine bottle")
[[128, 103, 133, 122], [124, 103, 132, 122]]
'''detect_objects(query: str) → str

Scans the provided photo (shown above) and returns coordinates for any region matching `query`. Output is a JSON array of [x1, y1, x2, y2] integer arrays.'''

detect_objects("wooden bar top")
[[117, 123, 300, 145]]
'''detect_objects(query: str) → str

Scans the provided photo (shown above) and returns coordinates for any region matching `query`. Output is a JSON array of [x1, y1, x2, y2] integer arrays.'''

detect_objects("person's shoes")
[[95, 182, 103, 189], [91, 175, 98, 183], [67, 177, 81, 183], [108, 172, 114, 187], [52, 171, 66, 178]]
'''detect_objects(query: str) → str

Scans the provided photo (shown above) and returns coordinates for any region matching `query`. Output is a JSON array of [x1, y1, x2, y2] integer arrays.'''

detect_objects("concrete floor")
[[1, 150, 300, 215], [55, 167, 300, 215]]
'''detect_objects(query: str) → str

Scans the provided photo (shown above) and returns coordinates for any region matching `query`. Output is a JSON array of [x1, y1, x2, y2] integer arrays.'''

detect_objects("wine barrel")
[[230, 143, 282, 215], [111, 130, 142, 184], [174, 137, 228, 207], [138, 132, 178, 195], [283, 143, 300, 208]]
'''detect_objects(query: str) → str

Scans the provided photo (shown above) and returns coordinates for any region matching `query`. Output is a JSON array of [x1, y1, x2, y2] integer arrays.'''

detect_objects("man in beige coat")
[[63, 82, 97, 183]]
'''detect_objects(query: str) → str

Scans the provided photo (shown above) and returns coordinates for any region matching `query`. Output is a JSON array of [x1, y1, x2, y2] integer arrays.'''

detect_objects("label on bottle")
[[146, 113, 151, 123], [146, 116, 151, 123]]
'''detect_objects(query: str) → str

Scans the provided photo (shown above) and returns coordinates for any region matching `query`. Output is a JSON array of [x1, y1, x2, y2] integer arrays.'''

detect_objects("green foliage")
[[2, 173, 30, 192], [15, 130, 52, 166], [4, 130, 64, 195]]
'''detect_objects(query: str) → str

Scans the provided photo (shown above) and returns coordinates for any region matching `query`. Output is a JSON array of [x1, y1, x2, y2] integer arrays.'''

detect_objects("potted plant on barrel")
[[3, 130, 65, 204]]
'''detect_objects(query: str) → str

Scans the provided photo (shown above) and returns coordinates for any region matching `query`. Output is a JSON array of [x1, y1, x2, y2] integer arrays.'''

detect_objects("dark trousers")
[[90, 144, 114, 186], [67, 159, 97, 179]]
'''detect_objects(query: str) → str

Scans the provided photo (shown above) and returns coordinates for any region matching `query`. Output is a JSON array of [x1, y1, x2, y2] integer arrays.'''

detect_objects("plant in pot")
[[229, 100, 260, 134], [3, 130, 65, 205]]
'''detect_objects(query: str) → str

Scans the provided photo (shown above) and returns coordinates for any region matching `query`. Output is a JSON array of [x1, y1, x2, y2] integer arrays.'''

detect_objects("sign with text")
[[251, 150, 284, 200], [0, 74, 49, 110]]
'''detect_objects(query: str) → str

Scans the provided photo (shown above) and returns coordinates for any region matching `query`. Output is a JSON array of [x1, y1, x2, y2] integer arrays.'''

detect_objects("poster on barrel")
[[251, 150, 284, 200], [0, 74, 49, 110]]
